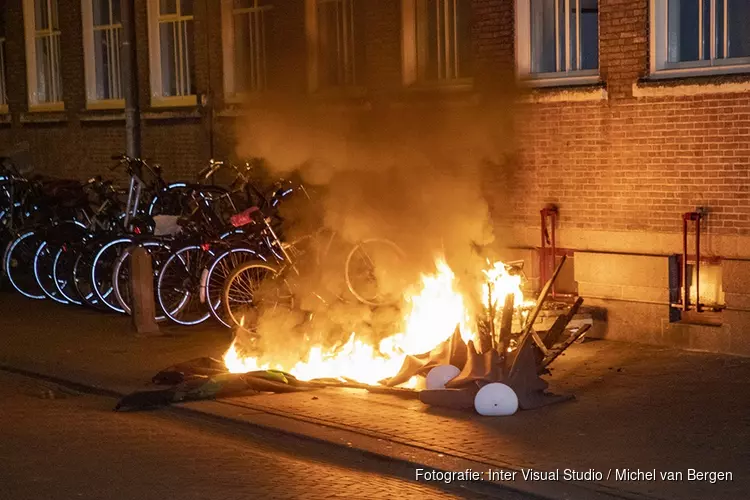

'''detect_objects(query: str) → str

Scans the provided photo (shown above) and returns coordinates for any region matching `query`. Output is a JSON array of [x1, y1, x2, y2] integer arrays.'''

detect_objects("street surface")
[[0, 370, 510, 500]]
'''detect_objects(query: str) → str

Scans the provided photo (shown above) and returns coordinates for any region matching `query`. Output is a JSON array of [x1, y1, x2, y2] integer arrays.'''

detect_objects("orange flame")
[[224, 257, 526, 385]]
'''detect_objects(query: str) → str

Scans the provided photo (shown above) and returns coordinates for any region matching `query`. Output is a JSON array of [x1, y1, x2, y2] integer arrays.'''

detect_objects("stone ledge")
[[575, 252, 669, 288]]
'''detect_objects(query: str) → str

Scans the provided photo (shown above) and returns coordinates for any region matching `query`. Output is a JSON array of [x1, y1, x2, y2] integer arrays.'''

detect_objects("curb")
[[0, 363, 664, 500]]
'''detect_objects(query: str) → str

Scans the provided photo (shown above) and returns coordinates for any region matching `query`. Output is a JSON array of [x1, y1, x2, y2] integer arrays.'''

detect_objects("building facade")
[[1, 0, 750, 356]]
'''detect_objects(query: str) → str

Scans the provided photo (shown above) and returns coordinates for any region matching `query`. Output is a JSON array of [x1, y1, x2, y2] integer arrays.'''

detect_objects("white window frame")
[[515, 0, 600, 87], [82, 0, 124, 110], [221, 0, 272, 101], [146, 0, 197, 107], [650, 0, 750, 79], [305, 0, 360, 92], [401, 0, 473, 88], [0, 35, 8, 113], [22, 0, 64, 111]]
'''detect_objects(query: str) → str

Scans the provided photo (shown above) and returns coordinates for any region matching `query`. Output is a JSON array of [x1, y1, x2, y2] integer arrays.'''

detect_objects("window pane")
[[530, 0, 557, 73], [111, 0, 121, 24], [35, 0, 49, 30], [317, 0, 360, 87], [92, 0, 110, 26], [233, 12, 251, 93], [456, 0, 472, 78], [184, 20, 195, 94], [35, 35, 61, 102], [580, 0, 598, 70], [159, 22, 178, 95], [701, 0, 710, 60], [50, 0, 59, 29], [727, 0, 750, 58], [160, 0, 176, 16], [715, 0, 725, 58], [94, 27, 122, 99], [667, 0, 699, 62], [416, 0, 470, 81]]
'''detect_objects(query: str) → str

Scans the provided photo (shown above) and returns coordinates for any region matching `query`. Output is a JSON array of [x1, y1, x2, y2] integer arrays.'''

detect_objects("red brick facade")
[[3, 1, 750, 355]]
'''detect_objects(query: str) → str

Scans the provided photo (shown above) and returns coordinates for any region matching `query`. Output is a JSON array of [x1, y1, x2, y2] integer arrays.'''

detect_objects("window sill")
[[518, 84, 608, 104], [405, 79, 474, 93], [79, 111, 126, 122], [634, 73, 750, 98], [649, 64, 750, 81], [20, 112, 67, 124], [85, 99, 125, 111], [142, 109, 201, 120], [150, 95, 198, 108], [28, 102, 65, 113], [311, 86, 368, 100], [518, 74, 601, 89]]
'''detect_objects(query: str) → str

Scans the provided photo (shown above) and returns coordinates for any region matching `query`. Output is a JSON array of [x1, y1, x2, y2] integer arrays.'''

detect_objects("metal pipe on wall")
[[120, 0, 141, 159]]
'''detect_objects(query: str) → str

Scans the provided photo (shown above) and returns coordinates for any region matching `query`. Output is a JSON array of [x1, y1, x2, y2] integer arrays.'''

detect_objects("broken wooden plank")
[[539, 324, 592, 372], [508, 255, 567, 380], [542, 297, 585, 349]]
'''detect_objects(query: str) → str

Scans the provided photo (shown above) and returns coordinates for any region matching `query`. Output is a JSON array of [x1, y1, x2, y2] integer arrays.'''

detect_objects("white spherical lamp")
[[474, 383, 519, 416], [425, 364, 461, 390]]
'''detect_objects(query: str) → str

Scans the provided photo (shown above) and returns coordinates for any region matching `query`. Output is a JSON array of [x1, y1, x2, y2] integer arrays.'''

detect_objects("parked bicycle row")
[[0, 154, 405, 330]]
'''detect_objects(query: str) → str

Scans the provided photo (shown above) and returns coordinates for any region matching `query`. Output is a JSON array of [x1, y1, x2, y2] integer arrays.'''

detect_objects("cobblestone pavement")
[[0, 370, 508, 500], [216, 343, 750, 500], [2, 294, 748, 500]]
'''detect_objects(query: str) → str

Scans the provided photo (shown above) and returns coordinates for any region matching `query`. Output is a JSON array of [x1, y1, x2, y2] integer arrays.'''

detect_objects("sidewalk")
[[1, 293, 748, 500]]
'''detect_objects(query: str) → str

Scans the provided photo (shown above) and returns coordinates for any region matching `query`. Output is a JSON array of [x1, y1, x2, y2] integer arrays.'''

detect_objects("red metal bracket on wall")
[[682, 210, 704, 312], [540, 205, 558, 297]]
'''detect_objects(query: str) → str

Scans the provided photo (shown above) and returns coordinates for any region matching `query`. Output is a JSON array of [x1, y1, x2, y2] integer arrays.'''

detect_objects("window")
[[23, 0, 64, 109], [515, 0, 599, 86], [402, 0, 473, 86], [147, 0, 196, 106], [82, 0, 124, 109], [651, 0, 750, 76], [305, 0, 365, 91], [221, 0, 273, 99], [0, 5, 7, 111]]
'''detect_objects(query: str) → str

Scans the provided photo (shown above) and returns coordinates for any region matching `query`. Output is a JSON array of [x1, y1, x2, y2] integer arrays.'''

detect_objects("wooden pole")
[[129, 246, 160, 335]]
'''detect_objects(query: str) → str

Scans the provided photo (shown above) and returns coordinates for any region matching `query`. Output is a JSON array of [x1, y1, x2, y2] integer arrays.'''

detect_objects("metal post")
[[121, 0, 141, 159]]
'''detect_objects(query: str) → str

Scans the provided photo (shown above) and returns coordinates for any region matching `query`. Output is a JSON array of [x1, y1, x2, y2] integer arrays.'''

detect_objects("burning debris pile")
[[115, 256, 589, 415]]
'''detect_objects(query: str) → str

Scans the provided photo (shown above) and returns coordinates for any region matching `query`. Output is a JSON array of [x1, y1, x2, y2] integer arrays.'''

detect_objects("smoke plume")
[[233, 96, 514, 366]]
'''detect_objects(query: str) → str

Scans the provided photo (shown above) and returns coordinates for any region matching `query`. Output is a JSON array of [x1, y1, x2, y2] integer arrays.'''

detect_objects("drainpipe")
[[120, 0, 141, 159]]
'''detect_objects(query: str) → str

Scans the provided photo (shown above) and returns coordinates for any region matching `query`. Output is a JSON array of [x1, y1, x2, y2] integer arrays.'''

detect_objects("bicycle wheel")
[[112, 239, 171, 321], [73, 247, 106, 309], [91, 237, 133, 313], [203, 247, 263, 328], [52, 244, 84, 305], [345, 238, 406, 306], [222, 261, 290, 329], [34, 240, 70, 304], [157, 245, 216, 326], [3, 230, 46, 299]]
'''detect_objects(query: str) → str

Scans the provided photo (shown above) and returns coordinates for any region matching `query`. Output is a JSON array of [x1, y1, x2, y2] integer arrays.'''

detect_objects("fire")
[[224, 257, 526, 386]]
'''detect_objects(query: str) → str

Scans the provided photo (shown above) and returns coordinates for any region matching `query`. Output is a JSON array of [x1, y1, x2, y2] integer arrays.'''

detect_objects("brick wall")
[[509, 0, 750, 258], [1, 0, 749, 251]]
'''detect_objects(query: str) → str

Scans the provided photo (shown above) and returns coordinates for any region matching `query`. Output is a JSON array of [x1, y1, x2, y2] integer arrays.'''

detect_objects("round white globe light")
[[425, 364, 461, 390], [474, 383, 519, 416]]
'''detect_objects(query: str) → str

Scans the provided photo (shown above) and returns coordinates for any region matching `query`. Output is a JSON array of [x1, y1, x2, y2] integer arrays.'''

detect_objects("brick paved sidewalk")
[[1, 293, 748, 500]]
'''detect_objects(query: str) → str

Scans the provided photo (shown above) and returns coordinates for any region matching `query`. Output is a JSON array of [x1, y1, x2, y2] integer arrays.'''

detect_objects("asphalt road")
[[0, 370, 515, 500]]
